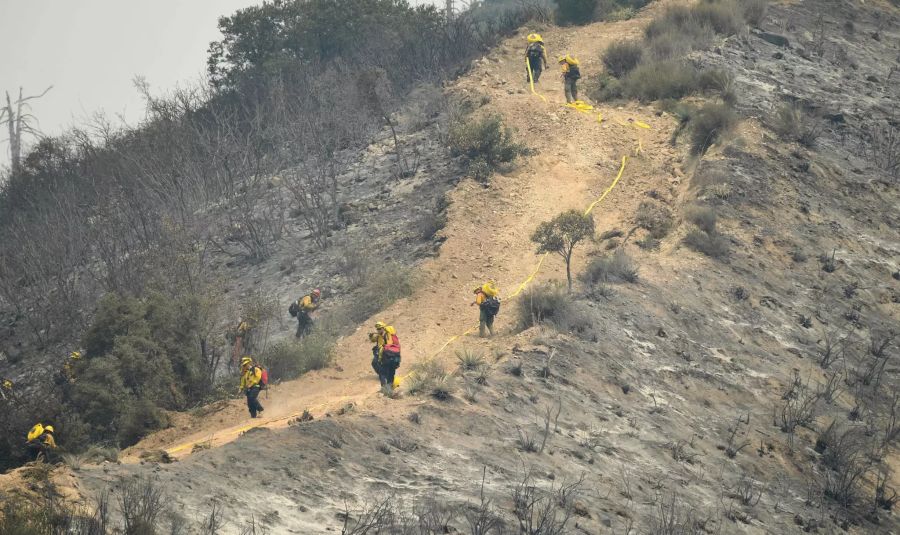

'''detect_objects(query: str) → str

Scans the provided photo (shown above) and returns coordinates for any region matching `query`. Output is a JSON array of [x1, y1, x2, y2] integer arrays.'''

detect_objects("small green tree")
[[531, 210, 595, 291]]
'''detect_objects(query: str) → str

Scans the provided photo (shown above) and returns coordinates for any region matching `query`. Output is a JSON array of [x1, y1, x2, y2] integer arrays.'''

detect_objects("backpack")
[[27, 424, 44, 442], [288, 301, 299, 317], [480, 297, 501, 316], [527, 43, 544, 62], [257, 366, 269, 387], [567, 65, 581, 80]]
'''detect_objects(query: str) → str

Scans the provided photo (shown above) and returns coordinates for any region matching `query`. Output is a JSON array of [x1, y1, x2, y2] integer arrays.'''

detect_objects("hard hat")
[[559, 54, 579, 65], [44, 425, 55, 433], [70, 351, 81, 359], [241, 356, 252, 366], [374, 321, 386, 330], [527, 33, 543, 43], [312, 288, 321, 297]]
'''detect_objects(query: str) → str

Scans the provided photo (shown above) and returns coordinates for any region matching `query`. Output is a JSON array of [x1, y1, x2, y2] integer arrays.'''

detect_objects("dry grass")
[[772, 103, 824, 148], [690, 103, 738, 154], [406, 359, 457, 400]]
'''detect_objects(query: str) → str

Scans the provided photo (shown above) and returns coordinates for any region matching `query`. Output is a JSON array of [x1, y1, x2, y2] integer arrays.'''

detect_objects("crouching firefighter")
[[289, 288, 321, 338], [473, 281, 501, 337], [239, 357, 267, 418], [368, 321, 401, 391], [26, 423, 58, 462]]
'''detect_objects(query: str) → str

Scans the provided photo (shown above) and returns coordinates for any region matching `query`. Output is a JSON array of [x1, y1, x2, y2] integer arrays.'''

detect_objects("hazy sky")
[[0, 0, 440, 169], [0, 0, 275, 168]]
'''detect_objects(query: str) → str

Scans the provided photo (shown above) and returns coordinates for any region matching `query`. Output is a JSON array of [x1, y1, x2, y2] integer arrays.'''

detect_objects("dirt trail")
[[123, 4, 681, 462]]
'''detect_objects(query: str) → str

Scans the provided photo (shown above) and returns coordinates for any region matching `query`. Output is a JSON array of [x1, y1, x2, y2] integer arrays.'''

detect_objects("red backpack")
[[258, 367, 269, 387]]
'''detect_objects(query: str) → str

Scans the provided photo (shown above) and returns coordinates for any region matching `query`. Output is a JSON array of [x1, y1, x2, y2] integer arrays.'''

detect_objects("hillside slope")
[[6, 1, 900, 533]]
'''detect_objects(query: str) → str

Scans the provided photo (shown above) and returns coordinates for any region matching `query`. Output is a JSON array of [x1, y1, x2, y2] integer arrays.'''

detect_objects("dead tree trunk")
[[2, 86, 52, 174]]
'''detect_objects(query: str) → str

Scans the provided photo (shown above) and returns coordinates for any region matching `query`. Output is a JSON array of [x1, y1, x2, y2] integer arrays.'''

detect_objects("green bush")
[[556, 0, 598, 25], [65, 292, 216, 447], [603, 41, 643, 77], [689, 103, 737, 154], [448, 115, 528, 183], [621, 60, 701, 102], [261, 334, 334, 381]]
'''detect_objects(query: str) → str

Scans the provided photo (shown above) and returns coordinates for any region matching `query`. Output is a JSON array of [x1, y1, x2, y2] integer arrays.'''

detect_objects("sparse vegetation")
[[531, 210, 595, 291], [555, 0, 598, 25], [449, 114, 529, 183], [603, 41, 643, 77], [516, 282, 572, 329], [635, 200, 673, 239], [690, 102, 738, 154], [405, 359, 456, 400], [773, 103, 825, 148], [682, 205, 729, 258], [456, 349, 486, 372], [619, 60, 702, 102], [261, 334, 334, 382], [742, 0, 768, 27], [594, 0, 760, 103], [581, 251, 639, 285]]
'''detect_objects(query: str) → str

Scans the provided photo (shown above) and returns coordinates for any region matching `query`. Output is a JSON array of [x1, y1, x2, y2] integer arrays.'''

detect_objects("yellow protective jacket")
[[239, 366, 262, 391], [299, 295, 319, 312], [41, 434, 57, 449], [237, 321, 252, 336], [369, 326, 400, 358]]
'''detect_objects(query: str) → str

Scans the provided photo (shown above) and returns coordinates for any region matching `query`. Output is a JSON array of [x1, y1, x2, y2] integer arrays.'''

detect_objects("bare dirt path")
[[121, 3, 682, 462]]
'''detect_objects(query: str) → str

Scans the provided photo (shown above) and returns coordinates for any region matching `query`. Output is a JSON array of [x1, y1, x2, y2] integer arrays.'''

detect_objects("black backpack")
[[288, 301, 299, 317], [480, 297, 501, 316], [567, 65, 581, 80], [527, 43, 544, 62]]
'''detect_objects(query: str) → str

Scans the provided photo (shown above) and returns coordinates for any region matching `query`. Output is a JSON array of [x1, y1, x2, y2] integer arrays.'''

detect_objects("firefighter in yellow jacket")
[[291, 289, 321, 338], [472, 281, 501, 337], [26, 423, 57, 462], [559, 54, 581, 104], [368, 321, 401, 391], [525, 33, 549, 83], [238, 357, 265, 418]]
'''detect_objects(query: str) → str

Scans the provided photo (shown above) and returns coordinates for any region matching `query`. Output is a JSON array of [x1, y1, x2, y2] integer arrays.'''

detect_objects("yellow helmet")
[[527, 33, 543, 43], [559, 54, 579, 65], [70, 351, 81, 359], [240, 356, 253, 366], [374, 321, 386, 330], [44, 425, 55, 433]]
